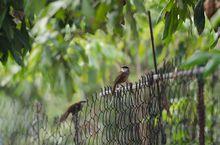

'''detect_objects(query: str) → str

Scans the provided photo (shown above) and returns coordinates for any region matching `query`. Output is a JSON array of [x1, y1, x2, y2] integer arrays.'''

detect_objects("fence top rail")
[[99, 67, 204, 96]]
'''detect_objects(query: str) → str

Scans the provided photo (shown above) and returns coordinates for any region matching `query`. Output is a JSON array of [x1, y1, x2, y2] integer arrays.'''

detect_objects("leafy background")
[[0, 0, 219, 144]]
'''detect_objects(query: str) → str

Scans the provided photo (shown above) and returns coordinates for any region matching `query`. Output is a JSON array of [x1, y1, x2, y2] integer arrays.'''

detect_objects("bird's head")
[[121, 65, 129, 72]]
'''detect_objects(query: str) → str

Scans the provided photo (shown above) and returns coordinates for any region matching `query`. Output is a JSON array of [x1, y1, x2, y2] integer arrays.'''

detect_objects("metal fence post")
[[197, 75, 205, 145], [72, 113, 80, 145]]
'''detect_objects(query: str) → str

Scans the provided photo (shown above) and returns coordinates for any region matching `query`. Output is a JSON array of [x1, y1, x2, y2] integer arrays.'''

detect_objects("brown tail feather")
[[112, 83, 117, 93], [166, 109, 172, 118], [60, 111, 70, 123], [162, 96, 172, 118]]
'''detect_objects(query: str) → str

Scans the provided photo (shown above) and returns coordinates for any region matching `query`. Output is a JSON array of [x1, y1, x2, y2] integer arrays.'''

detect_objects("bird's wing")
[[60, 110, 70, 122], [114, 71, 124, 84], [113, 71, 129, 93]]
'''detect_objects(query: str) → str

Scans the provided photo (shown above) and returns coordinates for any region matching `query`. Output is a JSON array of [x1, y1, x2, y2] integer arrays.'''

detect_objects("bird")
[[112, 65, 130, 93], [162, 96, 172, 118], [59, 100, 86, 123]]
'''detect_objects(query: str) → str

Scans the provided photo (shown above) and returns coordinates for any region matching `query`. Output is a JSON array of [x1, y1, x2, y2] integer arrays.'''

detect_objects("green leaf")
[[181, 52, 210, 68], [82, 0, 94, 19], [210, 28, 220, 49], [20, 21, 31, 53], [194, 0, 205, 35], [162, 6, 179, 40], [9, 45, 24, 66], [210, 38, 219, 49], [184, 0, 196, 7], [125, 2, 138, 39], [96, 3, 109, 22], [163, 12, 171, 39], [203, 58, 219, 77], [133, 0, 146, 13], [46, 1, 66, 17], [0, 6, 7, 28], [75, 43, 88, 63], [24, 0, 46, 18], [0, 36, 9, 64], [95, 3, 109, 27], [11, 0, 24, 10], [209, 49, 220, 55], [157, 0, 174, 23], [2, 16, 15, 39]]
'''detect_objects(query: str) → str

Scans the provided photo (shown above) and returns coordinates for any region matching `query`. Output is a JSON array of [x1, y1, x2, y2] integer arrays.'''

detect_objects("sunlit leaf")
[[181, 52, 210, 68], [46, 1, 67, 17], [162, 7, 179, 40], [157, 0, 174, 23], [95, 3, 109, 24]]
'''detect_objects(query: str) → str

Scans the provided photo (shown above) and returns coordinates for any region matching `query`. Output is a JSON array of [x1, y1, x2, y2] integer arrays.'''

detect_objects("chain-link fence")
[[0, 63, 219, 145]]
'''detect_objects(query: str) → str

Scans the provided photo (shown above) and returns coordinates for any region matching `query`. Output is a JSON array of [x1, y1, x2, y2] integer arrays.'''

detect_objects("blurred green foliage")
[[0, 0, 220, 144], [0, 0, 219, 114]]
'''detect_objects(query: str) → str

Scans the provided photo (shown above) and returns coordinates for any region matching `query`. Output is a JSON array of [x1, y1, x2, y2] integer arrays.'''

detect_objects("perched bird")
[[60, 100, 86, 123], [162, 96, 172, 118], [112, 65, 130, 93]]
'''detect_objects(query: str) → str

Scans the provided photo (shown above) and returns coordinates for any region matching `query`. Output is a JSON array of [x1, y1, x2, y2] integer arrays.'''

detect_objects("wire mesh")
[[0, 63, 219, 145]]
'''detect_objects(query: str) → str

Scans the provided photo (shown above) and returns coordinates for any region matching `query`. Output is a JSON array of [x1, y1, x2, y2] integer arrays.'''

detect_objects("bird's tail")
[[162, 96, 172, 118], [59, 110, 70, 123], [112, 83, 117, 94]]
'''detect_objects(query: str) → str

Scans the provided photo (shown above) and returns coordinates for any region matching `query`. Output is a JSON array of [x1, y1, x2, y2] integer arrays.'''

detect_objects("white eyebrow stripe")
[[121, 68, 128, 72]]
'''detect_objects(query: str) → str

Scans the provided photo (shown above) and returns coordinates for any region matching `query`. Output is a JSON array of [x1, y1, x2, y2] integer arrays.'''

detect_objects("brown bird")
[[112, 65, 130, 93], [162, 96, 172, 118], [60, 100, 86, 123]]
